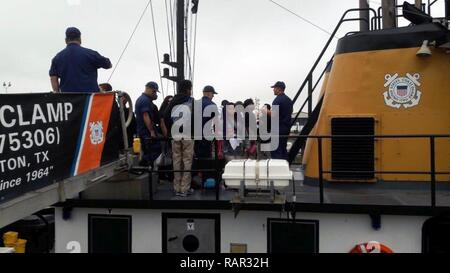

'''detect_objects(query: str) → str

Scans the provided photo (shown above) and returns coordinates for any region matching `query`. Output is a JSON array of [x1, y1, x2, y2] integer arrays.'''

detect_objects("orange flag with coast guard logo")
[[73, 93, 114, 176]]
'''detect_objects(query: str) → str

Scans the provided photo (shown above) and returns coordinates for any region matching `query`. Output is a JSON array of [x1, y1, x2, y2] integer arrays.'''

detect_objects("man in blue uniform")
[[135, 82, 162, 166], [195, 85, 218, 159], [49, 27, 112, 92], [266, 81, 293, 160]]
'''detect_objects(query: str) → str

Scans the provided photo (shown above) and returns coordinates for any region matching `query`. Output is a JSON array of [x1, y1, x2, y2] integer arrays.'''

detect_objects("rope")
[[268, 0, 339, 40], [149, 0, 165, 98], [108, 0, 151, 83]]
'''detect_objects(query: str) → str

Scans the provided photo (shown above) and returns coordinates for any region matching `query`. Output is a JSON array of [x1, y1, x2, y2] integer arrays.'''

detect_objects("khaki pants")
[[172, 140, 194, 193]]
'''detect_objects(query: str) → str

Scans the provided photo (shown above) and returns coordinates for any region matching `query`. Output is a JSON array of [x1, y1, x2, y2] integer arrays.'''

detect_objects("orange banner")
[[74, 94, 114, 175]]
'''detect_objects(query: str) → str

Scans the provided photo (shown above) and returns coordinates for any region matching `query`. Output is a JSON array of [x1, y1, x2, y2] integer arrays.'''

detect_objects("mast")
[[382, 0, 397, 29], [359, 0, 370, 32], [415, 0, 422, 10], [446, 0, 449, 21], [162, 0, 186, 94]]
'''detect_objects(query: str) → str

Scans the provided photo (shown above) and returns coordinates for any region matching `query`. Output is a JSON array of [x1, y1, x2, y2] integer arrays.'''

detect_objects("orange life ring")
[[350, 241, 394, 253]]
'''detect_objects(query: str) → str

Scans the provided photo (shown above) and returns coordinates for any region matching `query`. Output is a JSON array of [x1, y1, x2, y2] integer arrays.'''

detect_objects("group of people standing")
[[49, 27, 294, 198], [134, 80, 293, 197], [135, 80, 221, 197]]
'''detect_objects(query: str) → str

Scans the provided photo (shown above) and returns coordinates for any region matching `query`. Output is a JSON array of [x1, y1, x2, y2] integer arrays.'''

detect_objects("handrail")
[[291, 8, 377, 125], [308, 134, 449, 208], [142, 134, 449, 209], [138, 137, 223, 201], [114, 90, 133, 151], [376, 3, 428, 27], [290, 60, 329, 128], [292, 2, 444, 130]]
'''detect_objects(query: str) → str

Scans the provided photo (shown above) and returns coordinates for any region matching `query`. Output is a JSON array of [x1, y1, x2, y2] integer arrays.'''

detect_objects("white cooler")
[[0, 247, 15, 253], [222, 159, 292, 189]]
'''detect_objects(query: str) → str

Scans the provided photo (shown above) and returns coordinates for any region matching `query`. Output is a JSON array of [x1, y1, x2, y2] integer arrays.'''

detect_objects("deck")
[[74, 164, 450, 214]]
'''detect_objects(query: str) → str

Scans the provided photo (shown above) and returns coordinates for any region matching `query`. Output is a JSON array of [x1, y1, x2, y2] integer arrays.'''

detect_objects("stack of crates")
[[2, 231, 27, 253]]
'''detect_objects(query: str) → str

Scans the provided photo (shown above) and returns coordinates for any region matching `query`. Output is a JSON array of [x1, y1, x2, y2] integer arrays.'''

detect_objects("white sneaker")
[[176, 192, 188, 197]]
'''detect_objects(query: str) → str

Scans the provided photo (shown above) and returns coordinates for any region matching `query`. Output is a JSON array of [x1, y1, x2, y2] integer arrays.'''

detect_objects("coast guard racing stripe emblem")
[[72, 93, 114, 176]]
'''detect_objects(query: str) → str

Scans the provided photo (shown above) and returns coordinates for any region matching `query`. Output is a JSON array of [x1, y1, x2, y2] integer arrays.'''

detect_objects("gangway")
[[0, 91, 134, 228], [0, 157, 127, 228]]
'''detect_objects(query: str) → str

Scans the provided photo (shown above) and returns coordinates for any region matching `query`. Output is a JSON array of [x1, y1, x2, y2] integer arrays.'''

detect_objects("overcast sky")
[[0, 0, 445, 108]]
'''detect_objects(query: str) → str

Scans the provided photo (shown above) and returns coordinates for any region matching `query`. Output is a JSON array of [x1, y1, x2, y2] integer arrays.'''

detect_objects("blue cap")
[[146, 81, 160, 92], [271, 81, 286, 90], [65, 27, 81, 40]]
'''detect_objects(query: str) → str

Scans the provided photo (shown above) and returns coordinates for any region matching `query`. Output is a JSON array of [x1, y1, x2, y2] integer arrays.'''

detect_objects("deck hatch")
[[331, 117, 375, 180]]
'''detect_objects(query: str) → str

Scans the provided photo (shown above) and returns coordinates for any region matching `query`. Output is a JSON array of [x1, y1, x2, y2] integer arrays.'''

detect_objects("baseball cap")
[[65, 27, 81, 40], [203, 85, 218, 94], [146, 81, 160, 92], [271, 81, 286, 90]]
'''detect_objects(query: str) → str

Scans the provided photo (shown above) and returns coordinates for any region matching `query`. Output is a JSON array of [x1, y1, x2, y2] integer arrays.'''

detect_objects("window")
[[88, 214, 132, 253], [267, 218, 319, 253], [422, 216, 450, 253]]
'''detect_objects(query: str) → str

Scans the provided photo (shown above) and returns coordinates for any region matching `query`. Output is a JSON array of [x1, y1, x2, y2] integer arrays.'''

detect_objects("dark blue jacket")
[[49, 43, 111, 92], [272, 93, 293, 134], [135, 94, 160, 139]]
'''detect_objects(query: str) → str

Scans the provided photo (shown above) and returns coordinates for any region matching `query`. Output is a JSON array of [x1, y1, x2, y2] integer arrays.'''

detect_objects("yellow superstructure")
[[303, 45, 450, 183]]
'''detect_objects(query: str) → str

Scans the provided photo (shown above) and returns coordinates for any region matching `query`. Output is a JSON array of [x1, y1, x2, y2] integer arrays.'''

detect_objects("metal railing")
[[374, 4, 427, 28], [286, 134, 450, 207], [290, 8, 377, 127], [132, 134, 450, 209], [131, 138, 223, 201], [291, 2, 448, 128]]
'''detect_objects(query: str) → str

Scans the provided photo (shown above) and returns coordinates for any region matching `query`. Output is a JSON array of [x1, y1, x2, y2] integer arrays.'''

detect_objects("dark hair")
[[99, 83, 113, 91], [159, 95, 173, 116], [264, 103, 271, 110], [243, 98, 254, 108], [221, 100, 229, 107], [235, 101, 243, 106], [65, 27, 81, 41], [178, 80, 192, 95]]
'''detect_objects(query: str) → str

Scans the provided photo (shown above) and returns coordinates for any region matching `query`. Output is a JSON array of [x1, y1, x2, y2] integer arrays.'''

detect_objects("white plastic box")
[[222, 159, 292, 189], [0, 247, 15, 253]]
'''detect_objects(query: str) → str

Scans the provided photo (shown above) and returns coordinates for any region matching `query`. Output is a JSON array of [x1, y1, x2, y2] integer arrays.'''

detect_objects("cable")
[[185, 0, 193, 82], [268, 0, 339, 40], [170, 0, 177, 94], [189, 2, 194, 80], [191, 13, 198, 85], [149, 0, 165, 98], [165, 0, 173, 61], [108, 0, 151, 83]]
